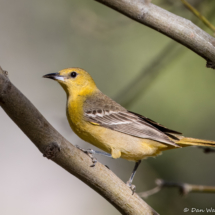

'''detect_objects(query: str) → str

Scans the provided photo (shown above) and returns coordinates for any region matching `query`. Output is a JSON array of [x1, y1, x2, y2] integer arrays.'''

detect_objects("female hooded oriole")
[[44, 68, 215, 192]]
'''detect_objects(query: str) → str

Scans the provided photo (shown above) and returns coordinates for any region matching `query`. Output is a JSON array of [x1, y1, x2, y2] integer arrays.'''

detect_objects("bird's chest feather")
[[66, 97, 112, 151], [66, 98, 86, 133]]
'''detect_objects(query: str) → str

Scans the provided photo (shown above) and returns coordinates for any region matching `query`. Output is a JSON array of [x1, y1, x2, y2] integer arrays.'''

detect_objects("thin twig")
[[181, 0, 215, 33], [138, 179, 215, 198], [138, 185, 161, 199]]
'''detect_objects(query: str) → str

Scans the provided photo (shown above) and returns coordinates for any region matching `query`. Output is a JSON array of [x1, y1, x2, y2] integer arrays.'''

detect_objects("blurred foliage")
[[1, 0, 215, 214]]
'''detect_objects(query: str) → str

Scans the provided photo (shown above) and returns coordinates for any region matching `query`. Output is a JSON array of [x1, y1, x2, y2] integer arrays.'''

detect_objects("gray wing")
[[84, 109, 179, 147]]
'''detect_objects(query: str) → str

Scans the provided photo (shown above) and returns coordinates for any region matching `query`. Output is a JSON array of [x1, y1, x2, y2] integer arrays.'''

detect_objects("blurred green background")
[[1, 0, 215, 214]]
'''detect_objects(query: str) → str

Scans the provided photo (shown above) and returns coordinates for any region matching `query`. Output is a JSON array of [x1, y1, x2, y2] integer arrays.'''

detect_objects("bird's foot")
[[75, 145, 97, 167], [126, 181, 136, 195]]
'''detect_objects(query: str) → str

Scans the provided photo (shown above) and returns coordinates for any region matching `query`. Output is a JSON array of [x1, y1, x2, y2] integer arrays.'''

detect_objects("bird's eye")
[[70, 71, 77, 78]]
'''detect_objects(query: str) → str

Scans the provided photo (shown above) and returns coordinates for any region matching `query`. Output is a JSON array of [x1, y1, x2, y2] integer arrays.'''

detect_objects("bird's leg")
[[126, 160, 142, 194], [75, 145, 112, 167]]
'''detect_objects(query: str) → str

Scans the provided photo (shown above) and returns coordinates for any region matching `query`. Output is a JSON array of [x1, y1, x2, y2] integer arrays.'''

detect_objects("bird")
[[43, 68, 215, 192]]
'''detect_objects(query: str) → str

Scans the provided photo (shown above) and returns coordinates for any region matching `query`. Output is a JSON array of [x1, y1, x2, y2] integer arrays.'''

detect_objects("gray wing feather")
[[85, 109, 178, 147], [83, 91, 179, 147]]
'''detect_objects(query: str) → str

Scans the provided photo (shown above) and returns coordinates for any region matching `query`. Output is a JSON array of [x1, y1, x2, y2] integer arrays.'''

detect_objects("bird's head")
[[43, 68, 98, 97]]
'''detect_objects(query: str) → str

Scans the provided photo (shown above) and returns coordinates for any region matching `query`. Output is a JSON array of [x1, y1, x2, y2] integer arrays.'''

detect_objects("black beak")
[[43, 73, 59, 80]]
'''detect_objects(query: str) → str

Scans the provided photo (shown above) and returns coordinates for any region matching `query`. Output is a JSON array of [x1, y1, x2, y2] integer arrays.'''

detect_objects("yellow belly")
[[70, 117, 172, 161]]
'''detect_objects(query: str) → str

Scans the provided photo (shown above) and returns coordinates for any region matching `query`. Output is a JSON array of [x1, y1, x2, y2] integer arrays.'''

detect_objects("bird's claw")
[[75, 145, 97, 167], [90, 157, 97, 167], [126, 181, 136, 195]]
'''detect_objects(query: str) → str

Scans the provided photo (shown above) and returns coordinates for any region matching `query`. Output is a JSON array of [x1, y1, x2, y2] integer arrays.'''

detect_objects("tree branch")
[[95, 0, 215, 69], [138, 179, 215, 198], [0, 67, 158, 215]]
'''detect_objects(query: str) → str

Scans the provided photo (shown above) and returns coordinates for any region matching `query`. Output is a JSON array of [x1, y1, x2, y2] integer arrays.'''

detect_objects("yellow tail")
[[177, 137, 215, 147]]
